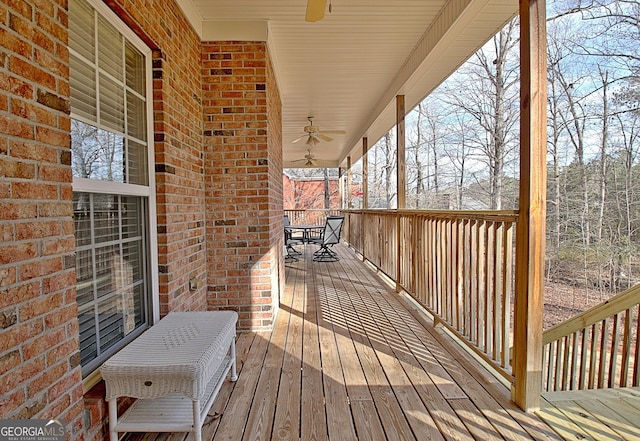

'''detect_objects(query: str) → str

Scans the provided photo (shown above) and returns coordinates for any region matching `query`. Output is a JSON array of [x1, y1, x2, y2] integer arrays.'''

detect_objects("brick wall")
[[266, 50, 284, 322], [202, 41, 283, 330], [0, 0, 84, 438], [104, 0, 208, 315], [283, 175, 340, 210], [1, 1, 285, 439]]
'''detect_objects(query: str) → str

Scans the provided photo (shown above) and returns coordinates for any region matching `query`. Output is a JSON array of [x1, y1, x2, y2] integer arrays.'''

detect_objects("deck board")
[[539, 387, 640, 441]]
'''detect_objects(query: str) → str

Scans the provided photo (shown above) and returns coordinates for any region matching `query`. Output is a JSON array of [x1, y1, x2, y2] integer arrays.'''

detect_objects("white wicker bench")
[[101, 311, 238, 441]]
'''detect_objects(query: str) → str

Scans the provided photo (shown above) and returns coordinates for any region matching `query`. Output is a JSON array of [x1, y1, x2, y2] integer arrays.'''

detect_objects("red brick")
[[12, 97, 58, 126], [10, 56, 56, 90], [28, 360, 66, 396], [35, 125, 69, 147], [0, 156, 36, 178], [42, 236, 74, 256], [18, 256, 63, 281], [0, 241, 38, 264], [44, 304, 78, 332], [0, 319, 44, 353], [0, 387, 26, 416], [15, 220, 60, 240], [10, 139, 56, 161], [19, 292, 63, 323], [0, 113, 34, 139], [13, 181, 59, 199]]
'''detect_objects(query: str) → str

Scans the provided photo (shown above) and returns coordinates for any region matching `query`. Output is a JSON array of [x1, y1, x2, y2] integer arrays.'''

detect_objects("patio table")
[[285, 224, 323, 243], [101, 311, 238, 441]]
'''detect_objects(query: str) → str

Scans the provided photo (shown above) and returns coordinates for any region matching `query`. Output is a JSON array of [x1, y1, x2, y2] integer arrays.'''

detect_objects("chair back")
[[322, 216, 344, 246]]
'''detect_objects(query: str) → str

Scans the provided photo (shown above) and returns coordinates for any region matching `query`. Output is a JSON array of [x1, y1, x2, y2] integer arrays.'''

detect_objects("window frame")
[[70, 0, 159, 380]]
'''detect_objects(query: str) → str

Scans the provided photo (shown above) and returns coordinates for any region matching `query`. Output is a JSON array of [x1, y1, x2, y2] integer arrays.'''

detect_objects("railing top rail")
[[341, 208, 519, 222], [543, 283, 640, 345]]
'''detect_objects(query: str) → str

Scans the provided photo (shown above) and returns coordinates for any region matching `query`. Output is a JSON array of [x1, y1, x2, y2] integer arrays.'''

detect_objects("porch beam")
[[513, 0, 547, 411]]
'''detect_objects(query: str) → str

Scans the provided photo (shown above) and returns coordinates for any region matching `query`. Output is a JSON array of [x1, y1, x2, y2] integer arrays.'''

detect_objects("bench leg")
[[230, 337, 238, 382], [108, 399, 118, 441], [193, 400, 202, 441]]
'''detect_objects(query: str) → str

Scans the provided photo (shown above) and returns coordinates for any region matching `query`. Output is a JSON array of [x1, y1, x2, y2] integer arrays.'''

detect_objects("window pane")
[[100, 73, 125, 132], [97, 297, 125, 354], [122, 240, 143, 282], [92, 194, 119, 243], [127, 140, 148, 185], [73, 193, 93, 246], [122, 196, 142, 238], [79, 312, 98, 366], [98, 16, 123, 80], [125, 41, 145, 95], [70, 54, 97, 122], [74, 192, 148, 371], [127, 91, 146, 141], [71, 120, 125, 182], [69, 0, 95, 62]]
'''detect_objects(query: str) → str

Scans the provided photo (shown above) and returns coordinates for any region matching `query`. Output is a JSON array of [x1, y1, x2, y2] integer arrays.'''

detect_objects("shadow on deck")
[[125, 243, 566, 441]]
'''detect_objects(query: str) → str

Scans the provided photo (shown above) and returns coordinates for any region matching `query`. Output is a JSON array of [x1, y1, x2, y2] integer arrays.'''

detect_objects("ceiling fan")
[[305, 0, 332, 22], [290, 149, 328, 167], [291, 116, 345, 146]]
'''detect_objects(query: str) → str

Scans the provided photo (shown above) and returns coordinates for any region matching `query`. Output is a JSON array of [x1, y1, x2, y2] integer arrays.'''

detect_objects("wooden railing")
[[342, 209, 518, 381], [284, 209, 341, 226], [542, 284, 640, 392]]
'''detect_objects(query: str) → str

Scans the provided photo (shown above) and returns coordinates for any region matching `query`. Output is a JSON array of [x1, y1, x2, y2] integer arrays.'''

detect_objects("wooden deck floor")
[[127, 243, 563, 441], [538, 388, 640, 441]]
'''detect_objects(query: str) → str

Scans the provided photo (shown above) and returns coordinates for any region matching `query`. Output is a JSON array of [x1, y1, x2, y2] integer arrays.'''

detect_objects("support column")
[[396, 95, 406, 293], [362, 138, 368, 261], [338, 167, 344, 209], [396, 95, 406, 210], [513, 0, 547, 411], [346, 156, 352, 209], [362, 137, 368, 210]]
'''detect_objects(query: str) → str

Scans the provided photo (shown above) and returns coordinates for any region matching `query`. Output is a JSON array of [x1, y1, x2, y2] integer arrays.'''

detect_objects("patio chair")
[[311, 216, 344, 262], [284, 214, 303, 261]]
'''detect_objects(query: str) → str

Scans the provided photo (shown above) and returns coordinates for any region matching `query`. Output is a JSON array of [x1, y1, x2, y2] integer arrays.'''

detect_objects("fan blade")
[[319, 130, 346, 135], [291, 134, 306, 143], [317, 133, 333, 142], [305, 0, 327, 22]]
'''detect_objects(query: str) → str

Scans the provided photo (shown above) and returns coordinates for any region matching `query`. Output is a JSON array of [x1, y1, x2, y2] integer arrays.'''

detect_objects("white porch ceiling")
[[178, 0, 518, 168]]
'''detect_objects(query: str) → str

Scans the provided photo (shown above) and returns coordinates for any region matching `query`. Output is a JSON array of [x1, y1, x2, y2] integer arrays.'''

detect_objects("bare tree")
[[442, 21, 520, 209]]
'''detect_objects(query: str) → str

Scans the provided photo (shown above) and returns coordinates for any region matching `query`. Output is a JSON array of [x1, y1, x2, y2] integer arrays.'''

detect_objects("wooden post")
[[513, 0, 547, 411], [396, 95, 406, 210], [362, 137, 368, 210], [396, 95, 406, 293], [338, 167, 344, 210], [346, 156, 352, 209], [362, 138, 368, 261]]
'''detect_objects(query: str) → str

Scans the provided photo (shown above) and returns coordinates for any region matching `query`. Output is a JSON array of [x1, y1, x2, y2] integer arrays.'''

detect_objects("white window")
[[69, 0, 157, 375]]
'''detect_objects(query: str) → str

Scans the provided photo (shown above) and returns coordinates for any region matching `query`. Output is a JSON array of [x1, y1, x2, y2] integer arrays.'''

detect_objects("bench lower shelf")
[[113, 355, 234, 435]]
